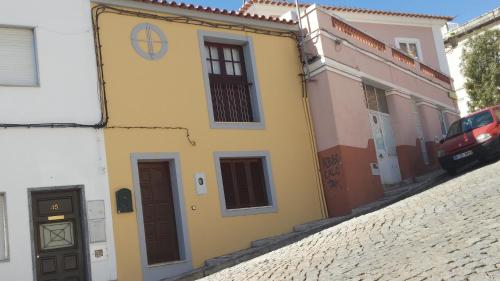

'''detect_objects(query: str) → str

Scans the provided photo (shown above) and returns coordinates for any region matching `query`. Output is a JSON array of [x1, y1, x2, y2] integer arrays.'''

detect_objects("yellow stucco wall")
[[97, 6, 324, 281]]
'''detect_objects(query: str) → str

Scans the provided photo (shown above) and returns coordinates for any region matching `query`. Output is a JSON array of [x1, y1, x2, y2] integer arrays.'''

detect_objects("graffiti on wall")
[[320, 152, 343, 189]]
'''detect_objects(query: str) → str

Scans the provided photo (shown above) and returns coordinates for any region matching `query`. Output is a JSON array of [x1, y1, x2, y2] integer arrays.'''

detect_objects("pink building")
[[242, 1, 460, 216]]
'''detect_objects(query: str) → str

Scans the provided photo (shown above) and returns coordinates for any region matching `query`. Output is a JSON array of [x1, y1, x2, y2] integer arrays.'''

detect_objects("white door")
[[369, 111, 402, 184], [412, 101, 429, 165]]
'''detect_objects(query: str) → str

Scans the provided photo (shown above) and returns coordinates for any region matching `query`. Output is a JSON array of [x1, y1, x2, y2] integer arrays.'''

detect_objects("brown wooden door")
[[31, 189, 87, 281], [138, 161, 180, 265]]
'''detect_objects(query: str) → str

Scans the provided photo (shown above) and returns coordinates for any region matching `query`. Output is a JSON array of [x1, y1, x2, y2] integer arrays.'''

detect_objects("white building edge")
[[444, 7, 500, 116], [0, 0, 117, 280]]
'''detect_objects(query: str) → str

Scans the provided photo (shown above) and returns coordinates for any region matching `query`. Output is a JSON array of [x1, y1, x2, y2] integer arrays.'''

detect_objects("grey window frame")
[[0, 25, 40, 87], [214, 151, 277, 217], [198, 31, 265, 129]]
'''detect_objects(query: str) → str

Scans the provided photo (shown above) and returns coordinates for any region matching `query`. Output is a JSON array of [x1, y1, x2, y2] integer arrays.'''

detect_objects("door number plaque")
[[48, 215, 65, 221]]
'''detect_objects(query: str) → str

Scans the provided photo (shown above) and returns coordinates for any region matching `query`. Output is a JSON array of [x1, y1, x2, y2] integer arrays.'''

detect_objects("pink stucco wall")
[[445, 111, 460, 127], [307, 71, 339, 151], [304, 8, 455, 110], [418, 104, 443, 142], [317, 33, 454, 107], [352, 22, 440, 70], [308, 71, 372, 150], [386, 93, 417, 146]]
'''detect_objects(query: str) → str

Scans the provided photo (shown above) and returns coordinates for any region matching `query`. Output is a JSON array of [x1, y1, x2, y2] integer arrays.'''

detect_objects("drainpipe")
[[295, 0, 311, 83], [295, 0, 328, 218]]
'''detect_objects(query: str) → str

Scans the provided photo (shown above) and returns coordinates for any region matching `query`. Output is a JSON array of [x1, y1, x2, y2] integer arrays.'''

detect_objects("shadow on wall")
[[397, 139, 441, 181]]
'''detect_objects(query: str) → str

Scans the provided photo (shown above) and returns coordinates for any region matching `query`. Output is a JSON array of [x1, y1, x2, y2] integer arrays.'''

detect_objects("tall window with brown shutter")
[[219, 158, 269, 209], [204, 42, 254, 123]]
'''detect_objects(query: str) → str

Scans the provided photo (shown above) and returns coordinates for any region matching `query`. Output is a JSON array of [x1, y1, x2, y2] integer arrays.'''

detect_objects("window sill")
[[211, 121, 265, 130], [146, 259, 189, 268], [0, 83, 40, 88], [221, 205, 277, 217]]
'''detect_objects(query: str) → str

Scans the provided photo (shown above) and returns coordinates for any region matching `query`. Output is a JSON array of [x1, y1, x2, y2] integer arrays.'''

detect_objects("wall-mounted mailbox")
[[116, 188, 133, 213]]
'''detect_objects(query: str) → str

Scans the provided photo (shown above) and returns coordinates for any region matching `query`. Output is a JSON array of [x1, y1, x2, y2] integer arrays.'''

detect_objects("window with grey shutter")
[[0, 194, 7, 261], [0, 27, 38, 86]]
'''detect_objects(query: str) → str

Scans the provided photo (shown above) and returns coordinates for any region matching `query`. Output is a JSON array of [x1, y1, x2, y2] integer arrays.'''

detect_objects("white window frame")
[[214, 151, 278, 217], [0, 25, 40, 87], [0, 193, 9, 262], [438, 110, 448, 135], [198, 31, 265, 130], [395, 37, 424, 62]]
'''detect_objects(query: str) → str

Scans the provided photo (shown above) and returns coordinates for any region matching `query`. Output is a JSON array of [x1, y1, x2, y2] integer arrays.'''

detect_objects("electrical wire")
[[106, 126, 196, 146], [1, 4, 298, 146], [89, 4, 303, 146]]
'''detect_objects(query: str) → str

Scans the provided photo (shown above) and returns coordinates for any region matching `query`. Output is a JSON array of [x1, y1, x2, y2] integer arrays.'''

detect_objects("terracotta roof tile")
[[239, 0, 454, 21], [132, 0, 296, 24]]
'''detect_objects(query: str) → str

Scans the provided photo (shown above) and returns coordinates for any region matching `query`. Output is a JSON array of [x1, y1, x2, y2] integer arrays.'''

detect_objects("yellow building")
[[92, 0, 326, 279]]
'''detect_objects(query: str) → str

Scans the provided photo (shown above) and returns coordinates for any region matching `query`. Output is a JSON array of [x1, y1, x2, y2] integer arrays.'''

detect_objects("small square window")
[[215, 152, 277, 216], [0, 27, 38, 86], [363, 84, 389, 114], [0, 194, 8, 261], [395, 38, 423, 61]]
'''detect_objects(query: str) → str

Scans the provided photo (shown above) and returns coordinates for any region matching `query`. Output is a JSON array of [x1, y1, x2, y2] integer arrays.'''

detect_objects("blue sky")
[[185, 0, 499, 24]]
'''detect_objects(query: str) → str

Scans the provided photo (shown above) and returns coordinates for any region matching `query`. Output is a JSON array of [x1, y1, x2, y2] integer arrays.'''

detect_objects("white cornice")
[[386, 91, 412, 100], [442, 109, 460, 116], [416, 101, 439, 109], [327, 11, 448, 28], [248, 3, 448, 28], [92, 0, 298, 32]]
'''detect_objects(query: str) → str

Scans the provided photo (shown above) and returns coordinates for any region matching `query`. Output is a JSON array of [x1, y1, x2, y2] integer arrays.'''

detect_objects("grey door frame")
[[27, 185, 92, 281], [130, 152, 192, 281]]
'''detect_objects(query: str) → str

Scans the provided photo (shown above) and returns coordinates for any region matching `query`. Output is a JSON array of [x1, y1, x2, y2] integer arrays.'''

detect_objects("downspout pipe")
[[295, 1, 328, 218]]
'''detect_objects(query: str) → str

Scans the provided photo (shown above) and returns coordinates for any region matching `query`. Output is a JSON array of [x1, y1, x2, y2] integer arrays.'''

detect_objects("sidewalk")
[[172, 170, 447, 281]]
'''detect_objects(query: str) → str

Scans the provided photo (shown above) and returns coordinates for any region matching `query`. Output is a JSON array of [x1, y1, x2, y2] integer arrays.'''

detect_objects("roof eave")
[[93, 0, 299, 32]]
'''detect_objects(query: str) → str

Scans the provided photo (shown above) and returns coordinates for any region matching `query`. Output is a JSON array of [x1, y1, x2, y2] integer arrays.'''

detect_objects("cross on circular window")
[[131, 23, 168, 60]]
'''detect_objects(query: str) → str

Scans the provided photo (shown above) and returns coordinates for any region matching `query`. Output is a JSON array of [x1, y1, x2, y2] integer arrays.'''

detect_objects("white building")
[[0, 0, 117, 280], [444, 8, 500, 116]]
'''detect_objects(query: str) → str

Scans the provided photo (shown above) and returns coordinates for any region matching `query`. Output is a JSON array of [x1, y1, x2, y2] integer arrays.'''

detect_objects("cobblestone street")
[[202, 161, 500, 281]]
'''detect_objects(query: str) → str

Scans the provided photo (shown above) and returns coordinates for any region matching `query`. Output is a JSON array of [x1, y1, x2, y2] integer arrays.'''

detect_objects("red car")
[[438, 105, 500, 175]]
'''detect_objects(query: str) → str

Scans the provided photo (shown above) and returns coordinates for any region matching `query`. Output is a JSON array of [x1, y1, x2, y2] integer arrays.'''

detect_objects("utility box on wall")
[[116, 188, 133, 213]]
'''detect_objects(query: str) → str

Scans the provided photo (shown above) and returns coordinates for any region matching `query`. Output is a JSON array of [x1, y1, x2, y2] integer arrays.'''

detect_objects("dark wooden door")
[[138, 161, 180, 265], [31, 189, 87, 281]]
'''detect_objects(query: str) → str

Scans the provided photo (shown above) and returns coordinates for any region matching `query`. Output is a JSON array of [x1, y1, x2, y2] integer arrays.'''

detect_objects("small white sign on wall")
[[195, 172, 207, 195], [370, 163, 380, 176], [87, 200, 106, 243], [87, 200, 105, 220], [89, 219, 106, 243]]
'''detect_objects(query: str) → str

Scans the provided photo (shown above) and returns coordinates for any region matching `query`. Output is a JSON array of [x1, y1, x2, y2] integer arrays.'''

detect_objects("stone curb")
[[171, 171, 447, 281]]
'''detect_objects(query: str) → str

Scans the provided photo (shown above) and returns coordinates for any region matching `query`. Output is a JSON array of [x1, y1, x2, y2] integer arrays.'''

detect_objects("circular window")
[[130, 23, 168, 60]]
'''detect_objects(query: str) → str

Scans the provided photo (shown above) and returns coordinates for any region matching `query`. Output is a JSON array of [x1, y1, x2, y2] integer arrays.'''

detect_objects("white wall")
[[0, 0, 101, 124], [0, 129, 117, 281], [446, 23, 500, 116], [0, 0, 117, 280]]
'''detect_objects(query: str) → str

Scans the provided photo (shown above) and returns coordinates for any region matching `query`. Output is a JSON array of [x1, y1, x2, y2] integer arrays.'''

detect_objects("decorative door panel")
[[31, 189, 86, 281]]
